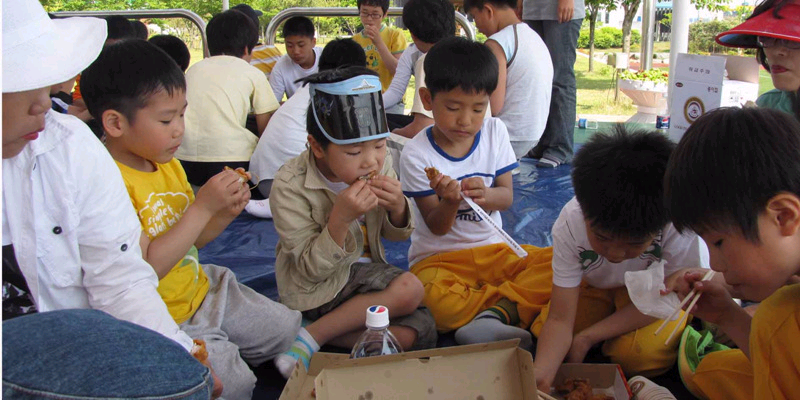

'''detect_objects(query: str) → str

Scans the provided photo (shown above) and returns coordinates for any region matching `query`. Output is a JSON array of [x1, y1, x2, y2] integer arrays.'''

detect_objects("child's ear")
[[307, 134, 326, 159], [311, 37, 317, 47], [420, 87, 433, 111], [101, 109, 127, 139], [766, 193, 800, 237]]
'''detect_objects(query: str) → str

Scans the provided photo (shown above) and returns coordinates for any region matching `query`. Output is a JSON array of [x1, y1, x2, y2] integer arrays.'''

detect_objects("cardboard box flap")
[[279, 353, 349, 400], [673, 54, 726, 85], [314, 340, 536, 399]]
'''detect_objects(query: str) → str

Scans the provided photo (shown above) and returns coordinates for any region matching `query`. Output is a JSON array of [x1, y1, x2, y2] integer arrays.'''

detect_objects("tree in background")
[[586, 0, 616, 71]]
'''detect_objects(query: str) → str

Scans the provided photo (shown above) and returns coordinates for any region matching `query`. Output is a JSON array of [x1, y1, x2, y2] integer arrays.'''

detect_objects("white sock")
[[454, 310, 533, 349], [274, 328, 320, 379], [245, 198, 272, 219]]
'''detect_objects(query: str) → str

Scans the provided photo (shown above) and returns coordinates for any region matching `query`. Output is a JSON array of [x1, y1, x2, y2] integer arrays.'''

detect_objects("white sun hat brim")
[[3, 0, 107, 93]]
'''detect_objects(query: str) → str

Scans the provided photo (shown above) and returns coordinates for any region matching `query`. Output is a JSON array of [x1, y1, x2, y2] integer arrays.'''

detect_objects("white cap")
[[365, 305, 390, 329]]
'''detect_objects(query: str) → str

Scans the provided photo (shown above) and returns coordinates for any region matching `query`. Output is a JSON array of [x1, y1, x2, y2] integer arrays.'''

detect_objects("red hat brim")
[[715, 2, 800, 48]]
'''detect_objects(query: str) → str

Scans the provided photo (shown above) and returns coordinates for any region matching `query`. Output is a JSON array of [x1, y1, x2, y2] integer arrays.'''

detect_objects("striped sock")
[[274, 327, 320, 379]]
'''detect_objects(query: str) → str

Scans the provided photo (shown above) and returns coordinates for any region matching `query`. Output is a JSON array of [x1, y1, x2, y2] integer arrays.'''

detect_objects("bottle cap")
[[365, 305, 390, 328]]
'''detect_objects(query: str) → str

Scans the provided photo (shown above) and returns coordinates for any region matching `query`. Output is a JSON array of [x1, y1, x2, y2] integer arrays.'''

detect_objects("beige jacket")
[[270, 150, 414, 311]]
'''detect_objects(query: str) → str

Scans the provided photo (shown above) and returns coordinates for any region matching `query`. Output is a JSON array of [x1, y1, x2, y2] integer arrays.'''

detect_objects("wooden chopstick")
[[654, 269, 716, 336], [538, 390, 559, 400], [657, 270, 716, 345]]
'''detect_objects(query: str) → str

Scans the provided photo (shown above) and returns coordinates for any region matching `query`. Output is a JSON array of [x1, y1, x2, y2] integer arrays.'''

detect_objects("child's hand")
[[368, 175, 405, 216], [331, 179, 379, 224], [363, 24, 381, 42], [195, 169, 248, 215], [429, 172, 461, 205], [461, 177, 488, 205], [678, 274, 739, 325], [565, 332, 594, 364], [662, 267, 706, 297]]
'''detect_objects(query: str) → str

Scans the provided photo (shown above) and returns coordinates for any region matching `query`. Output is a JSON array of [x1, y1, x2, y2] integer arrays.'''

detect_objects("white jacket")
[[2, 111, 193, 351]]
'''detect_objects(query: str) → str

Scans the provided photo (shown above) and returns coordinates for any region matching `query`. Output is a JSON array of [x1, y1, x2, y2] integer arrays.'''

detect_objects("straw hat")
[[715, 1, 800, 48], [2, 0, 107, 93]]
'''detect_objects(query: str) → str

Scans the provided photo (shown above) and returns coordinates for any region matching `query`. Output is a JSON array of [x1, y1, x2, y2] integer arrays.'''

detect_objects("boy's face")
[[113, 89, 187, 167], [2, 87, 51, 159], [584, 221, 657, 264], [468, 6, 495, 36], [421, 87, 488, 147], [359, 5, 387, 28], [309, 136, 387, 184], [285, 35, 317, 67], [699, 213, 800, 301]]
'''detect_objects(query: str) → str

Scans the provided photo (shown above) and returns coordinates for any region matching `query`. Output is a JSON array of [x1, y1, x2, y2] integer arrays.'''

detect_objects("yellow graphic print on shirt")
[[116, 159, 210, 324], [352, 25, 407, 91]]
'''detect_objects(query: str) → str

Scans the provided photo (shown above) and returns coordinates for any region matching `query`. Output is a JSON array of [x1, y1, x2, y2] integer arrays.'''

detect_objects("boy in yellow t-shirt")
[[352, 0, 407, 95], [664, 107, 800, 400], [81, 39, 303, 400]]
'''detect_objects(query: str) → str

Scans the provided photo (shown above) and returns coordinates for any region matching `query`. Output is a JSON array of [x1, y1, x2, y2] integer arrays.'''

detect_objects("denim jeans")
[[525, 19, 582, 164], [3, 309, 214, 399]]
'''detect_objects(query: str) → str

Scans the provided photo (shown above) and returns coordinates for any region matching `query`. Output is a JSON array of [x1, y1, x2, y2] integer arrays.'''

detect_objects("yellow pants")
[[410, 244, 553, 332], [531, 284, 686, 378], [692, 284, 800, 400]]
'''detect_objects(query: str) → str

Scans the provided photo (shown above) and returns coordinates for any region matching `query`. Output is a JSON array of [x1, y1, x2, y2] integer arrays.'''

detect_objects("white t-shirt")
[[400, 117, 518, 266], [178, 56, 279, 162], [383, 44, 422, 110], [409, 53, 433, 119], [489, 23, 553, 143], [268, 47, 323, 101], [250, 85, 311, 181], [552, 197, 709, 289]]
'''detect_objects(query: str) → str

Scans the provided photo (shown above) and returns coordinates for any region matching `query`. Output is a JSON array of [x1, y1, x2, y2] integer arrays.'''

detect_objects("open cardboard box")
[[279, 339, 537, 400], [668, 53, 760, 142], [550, 363, 632, 400]]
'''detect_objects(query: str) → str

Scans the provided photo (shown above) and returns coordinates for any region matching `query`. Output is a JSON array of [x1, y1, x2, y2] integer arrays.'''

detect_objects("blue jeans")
[[3, 310, 214, 399], [525, 19, 582, 164]]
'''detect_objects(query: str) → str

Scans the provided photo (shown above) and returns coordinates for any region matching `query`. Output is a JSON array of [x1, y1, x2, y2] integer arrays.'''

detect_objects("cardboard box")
[[551, 363, 632, 400], [668, 53, 760, 142], [279, 340, 537, 400]]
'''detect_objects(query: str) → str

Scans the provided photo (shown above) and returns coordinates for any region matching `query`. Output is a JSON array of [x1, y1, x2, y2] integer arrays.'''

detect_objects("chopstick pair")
[[654, 270, 716, 345]]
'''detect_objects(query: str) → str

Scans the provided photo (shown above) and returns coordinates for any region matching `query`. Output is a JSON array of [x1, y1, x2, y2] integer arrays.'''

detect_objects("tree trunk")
[[621, 2, 639, 59], [588, 9, 597, 72]]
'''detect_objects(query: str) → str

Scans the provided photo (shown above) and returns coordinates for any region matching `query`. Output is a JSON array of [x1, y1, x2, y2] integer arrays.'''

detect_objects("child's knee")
[[603, 332, 676, 377], [388, 272, 425, 314]]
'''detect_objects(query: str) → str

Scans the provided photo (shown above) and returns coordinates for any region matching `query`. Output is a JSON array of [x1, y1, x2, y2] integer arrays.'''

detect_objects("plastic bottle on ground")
[[350, 305, 403, 359]]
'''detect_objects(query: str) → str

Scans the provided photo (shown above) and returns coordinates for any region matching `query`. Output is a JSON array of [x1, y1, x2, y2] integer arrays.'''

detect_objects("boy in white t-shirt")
[[269, 16, 322, 101], [532, 126, 716, 392], [399, 37, 554, 348]]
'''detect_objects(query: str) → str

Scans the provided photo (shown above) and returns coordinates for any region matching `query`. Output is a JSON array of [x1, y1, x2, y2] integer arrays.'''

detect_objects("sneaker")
[[535, 156, 561, 168], [677, 326, 730, 399], [628, 376, 676, 400]]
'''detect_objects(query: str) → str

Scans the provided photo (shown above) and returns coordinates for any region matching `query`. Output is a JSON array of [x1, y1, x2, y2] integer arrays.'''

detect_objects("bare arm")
[[414, 172, 462, 236], [534, 285, 580, 392], [255, 112, 272, 138], [462, 172, 513, 211], [392, 113, 434, 139], [139, 203, 215, 279], [485, 40, 507, 116]]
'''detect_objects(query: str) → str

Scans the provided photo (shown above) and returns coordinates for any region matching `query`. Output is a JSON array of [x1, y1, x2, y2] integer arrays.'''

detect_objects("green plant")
[[688, 19, 739, 54], [578, 26, 640, 49], [619, 68, 669, 84]]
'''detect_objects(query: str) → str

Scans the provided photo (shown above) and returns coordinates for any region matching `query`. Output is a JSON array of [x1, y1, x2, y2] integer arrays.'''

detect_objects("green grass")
[[574, 56, 637, 117]]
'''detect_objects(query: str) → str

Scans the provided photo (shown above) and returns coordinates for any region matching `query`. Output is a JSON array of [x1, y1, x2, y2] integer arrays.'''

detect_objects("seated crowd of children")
[[4, 0, 799, 399]]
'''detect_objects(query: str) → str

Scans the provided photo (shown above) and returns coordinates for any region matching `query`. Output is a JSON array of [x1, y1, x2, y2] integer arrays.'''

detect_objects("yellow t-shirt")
[[116, 158, 210, 324], [250, 44, 283, 77], [352, 25, 407, 92]]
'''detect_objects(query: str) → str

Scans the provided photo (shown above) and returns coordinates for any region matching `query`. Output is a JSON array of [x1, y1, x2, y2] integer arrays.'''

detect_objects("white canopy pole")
[[222, 0, 230, 11], [668, 0, 690, 101], [641, 0, 656, 70]]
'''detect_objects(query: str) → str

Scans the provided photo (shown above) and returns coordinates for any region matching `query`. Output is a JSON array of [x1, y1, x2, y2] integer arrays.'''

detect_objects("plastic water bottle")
[[349, 305, 403, 358]]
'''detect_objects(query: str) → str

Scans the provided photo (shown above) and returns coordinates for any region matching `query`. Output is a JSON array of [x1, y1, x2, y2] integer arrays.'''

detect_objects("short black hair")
[[230, 4, 263, 30], [403, 0, 455, 44], [358, 0, 390, 13], [424, 37, 498, 98], [572, 125, 675, 238], [318, 38, 367, 71], [207, 9, 258, 57], [300, 66, 379, 149], [81, 39, 186, 124], [149, 35, 191, 72], [131, 20, 148, 39], [463, 0, 517, 11], [282, 16, 315, 39], [105, 16, 136, 40], [665, 107, 800, 242]]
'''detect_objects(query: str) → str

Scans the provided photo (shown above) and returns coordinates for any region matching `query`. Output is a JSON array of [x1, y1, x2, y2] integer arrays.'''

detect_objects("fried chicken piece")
[[359, 170, 377, 181], [224, 166, 249, 183], [424, 167, 440, 181]]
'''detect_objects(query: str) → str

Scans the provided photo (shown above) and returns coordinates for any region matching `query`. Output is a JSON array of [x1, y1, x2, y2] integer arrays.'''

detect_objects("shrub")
[[578, 26, 641, 49], [688, 19, 739, 54]]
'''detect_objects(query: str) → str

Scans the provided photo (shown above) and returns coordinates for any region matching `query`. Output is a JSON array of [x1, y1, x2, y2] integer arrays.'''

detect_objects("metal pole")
[[222, 0, 229, 11], [640, 0, 656, 71], [668, 0, 690, 101], [265, 7, 475, 45], [52, 9, 210, 58]]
